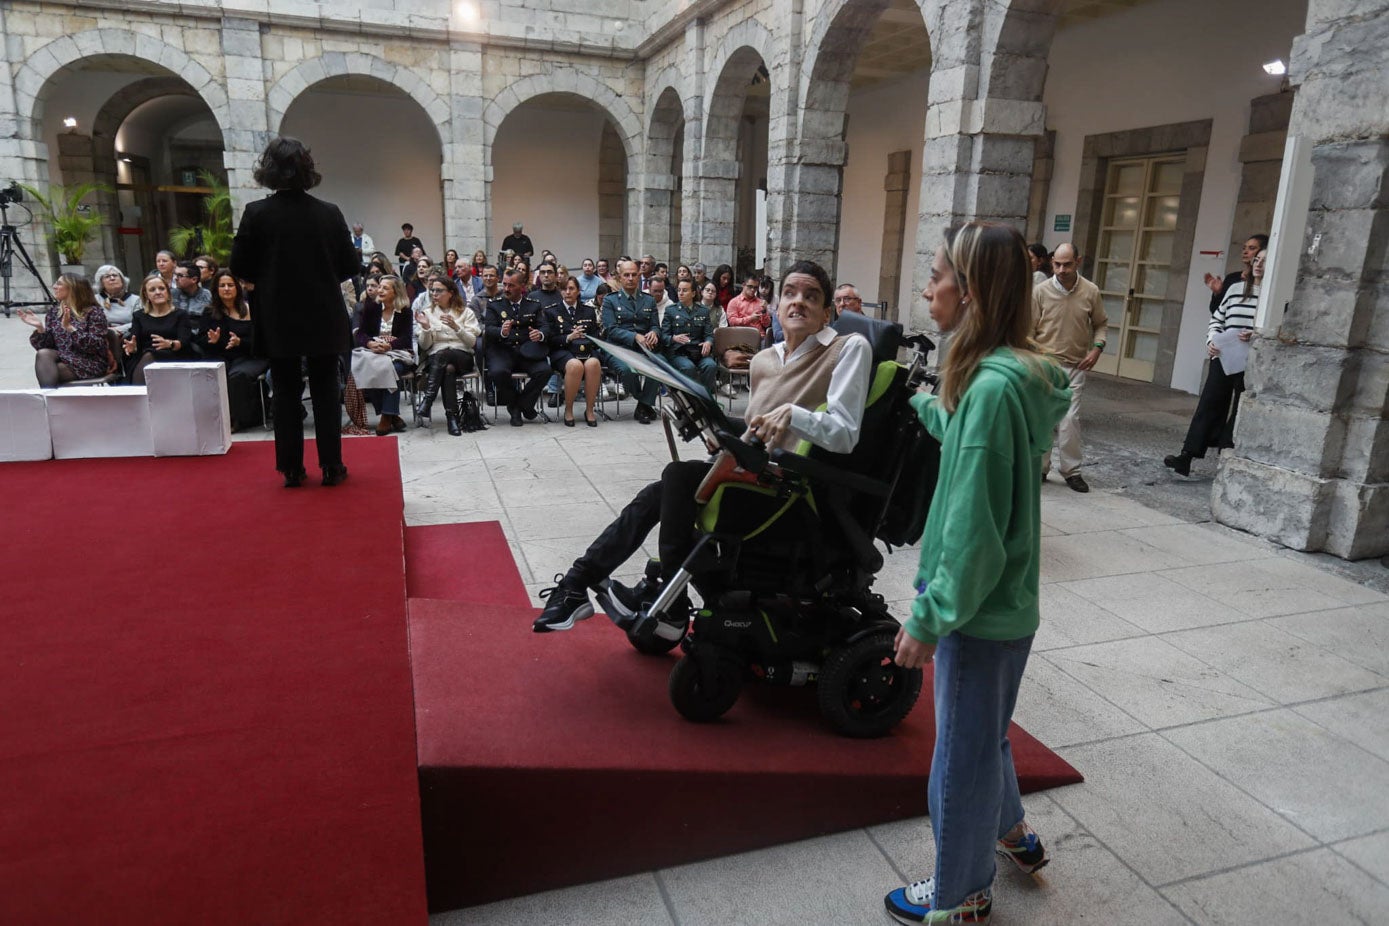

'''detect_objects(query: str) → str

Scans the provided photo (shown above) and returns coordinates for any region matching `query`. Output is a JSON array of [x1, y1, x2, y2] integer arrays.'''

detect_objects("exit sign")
[[1053, 214, 1072, 232]]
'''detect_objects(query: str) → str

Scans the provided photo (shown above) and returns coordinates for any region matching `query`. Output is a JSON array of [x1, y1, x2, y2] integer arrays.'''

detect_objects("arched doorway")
[[280, 74, 445, 266], [702, 48, 770, 278], [490, 93, 630, 269], [803, 0, 931, 319], [646, 86, 685, 265]]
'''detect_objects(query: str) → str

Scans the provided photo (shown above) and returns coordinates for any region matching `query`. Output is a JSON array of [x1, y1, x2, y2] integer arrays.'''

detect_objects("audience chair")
[[713, 326, 761, 412], [57, 329, 125, 387], [858, 300, 891, 321]]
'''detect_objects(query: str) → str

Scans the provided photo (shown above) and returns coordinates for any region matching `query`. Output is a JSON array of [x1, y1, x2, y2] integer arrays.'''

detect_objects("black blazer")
[[230, 189, 358, 359]]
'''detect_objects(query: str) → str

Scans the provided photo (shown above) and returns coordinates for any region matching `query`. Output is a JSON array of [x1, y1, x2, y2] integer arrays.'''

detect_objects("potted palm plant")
[[169, 170, 234, 264], [20, 181, 111, 275]]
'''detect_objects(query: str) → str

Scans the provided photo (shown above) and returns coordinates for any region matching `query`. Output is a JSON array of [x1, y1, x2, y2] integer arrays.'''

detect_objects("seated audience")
[[602, 258, 663, 424], [94, 264, 141, 334], [595, 258, 611, 283], [675, 264, 692, 286], [691, 262, 709, 292], [124, 273, 194, 384], [649, 275, 674, 323], [484, 267, 551, 426], [414, 272, 481, 435], [20, 272, 111, 386], [153, 249, 176, 286], [546, 275, 602, 427], [454, 257, 483, 298], [194, 254, 218, 291], [576, 258, 602, 302], [663, 278, 718, 393], [700, 280, 724, 328], [725, 272, 772, 338], [353, 274, 415, 436], [367, 252, 393, 277], [443, 249, 460, 277], [471, 249, 488, 276], [200, 270, 269, 432], [1029, 244, 1051, 286], [171, 260, 212, 319], [407, 255, 434, 302], [468, 264, 502, 321], [713, 263, 736, 308]]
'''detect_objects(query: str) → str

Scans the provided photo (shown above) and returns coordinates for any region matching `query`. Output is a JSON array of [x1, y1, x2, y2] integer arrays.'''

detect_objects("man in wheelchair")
[[533, 259, 873, 637]]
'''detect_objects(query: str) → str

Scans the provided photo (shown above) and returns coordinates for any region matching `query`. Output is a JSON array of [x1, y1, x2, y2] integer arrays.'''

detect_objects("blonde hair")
[[376, 275, 410, 315], [937, 222, 1049, 413]]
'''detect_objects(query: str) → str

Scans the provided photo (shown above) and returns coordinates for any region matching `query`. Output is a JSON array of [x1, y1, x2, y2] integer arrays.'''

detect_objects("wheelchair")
[[590, 316, 940, 738]]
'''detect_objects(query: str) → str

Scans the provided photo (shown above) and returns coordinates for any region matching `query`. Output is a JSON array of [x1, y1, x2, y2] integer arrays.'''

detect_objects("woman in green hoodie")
[[884, 223, 1071, 925]]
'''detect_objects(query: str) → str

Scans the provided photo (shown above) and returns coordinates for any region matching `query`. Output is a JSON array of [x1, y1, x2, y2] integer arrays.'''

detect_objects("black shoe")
[[1064, 474, 1090, 493], [547, 393, 560, 408], [282, 468, 307, 488], [585, 411, 598, 428], [595, 576, 654, 628], [564, 415, 575, 427], [634, 403, 655, 424], [521, 403, 538, 421], [446, 413, 463, 436], [509, 407, 523, 427], [321, 464, 349, 487], [391, 415, 407, 433], [533, 576, 595, 632], [1163, 453, 1192, 477]]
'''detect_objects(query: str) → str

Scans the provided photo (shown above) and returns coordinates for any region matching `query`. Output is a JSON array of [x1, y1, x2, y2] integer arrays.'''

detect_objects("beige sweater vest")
[[745, 334, 851, 451]]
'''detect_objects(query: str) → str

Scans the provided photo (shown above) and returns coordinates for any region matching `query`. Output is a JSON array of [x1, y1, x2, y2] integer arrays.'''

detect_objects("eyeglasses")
[[429, 287, 448, 294], [834, 296, 861, 305]]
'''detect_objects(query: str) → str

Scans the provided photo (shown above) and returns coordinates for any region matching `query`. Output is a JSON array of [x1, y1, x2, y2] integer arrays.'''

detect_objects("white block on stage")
[[0, 390, 53, 461], [146, 362, 232, 457], [46, 386, 154, 459]]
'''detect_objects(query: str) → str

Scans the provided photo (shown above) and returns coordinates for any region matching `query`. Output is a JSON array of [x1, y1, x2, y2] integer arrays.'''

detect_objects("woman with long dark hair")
[[229, 136, 359, 487], [200, 270, 270, 432], [20, 273, 110, 386], [713, 263, 736, 308], [884, 222, 1070, 926]]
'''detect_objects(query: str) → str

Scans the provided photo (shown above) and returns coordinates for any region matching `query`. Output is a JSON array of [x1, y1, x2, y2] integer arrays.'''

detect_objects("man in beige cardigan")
[[1032, 243, 1107, 493]]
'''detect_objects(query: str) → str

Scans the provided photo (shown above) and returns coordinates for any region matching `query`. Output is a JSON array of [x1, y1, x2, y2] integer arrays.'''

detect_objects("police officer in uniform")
[[662, 277, 718, 394], [546, 276, 603, 427], [601, 258, 664, 423], [484, 267, 550, 426]]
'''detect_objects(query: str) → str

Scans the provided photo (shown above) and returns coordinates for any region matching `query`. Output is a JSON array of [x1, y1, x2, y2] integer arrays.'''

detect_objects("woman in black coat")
[[230, 137, 359, 487]]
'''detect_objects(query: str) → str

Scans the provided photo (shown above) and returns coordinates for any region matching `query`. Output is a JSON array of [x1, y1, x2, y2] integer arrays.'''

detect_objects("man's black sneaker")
[[633, 403, 656, 424], [1064, 474, 1090, 493], [521, 403, 539, 421], [509, 406, 524, 427], [533, 575, 594, 632], [595, 577, 656, 628]]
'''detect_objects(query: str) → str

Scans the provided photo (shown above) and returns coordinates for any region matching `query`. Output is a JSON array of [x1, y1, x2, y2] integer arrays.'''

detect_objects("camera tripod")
[[0, 202, 54, 318]]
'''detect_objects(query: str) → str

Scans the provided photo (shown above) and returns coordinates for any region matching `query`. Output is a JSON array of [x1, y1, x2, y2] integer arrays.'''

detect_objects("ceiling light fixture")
[[1262, 59, 1287, 76], [62, 116, 77, 128]]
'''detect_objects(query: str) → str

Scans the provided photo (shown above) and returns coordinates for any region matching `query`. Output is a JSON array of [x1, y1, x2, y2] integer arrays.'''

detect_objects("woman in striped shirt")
[[1164, 249, 1265, 477]]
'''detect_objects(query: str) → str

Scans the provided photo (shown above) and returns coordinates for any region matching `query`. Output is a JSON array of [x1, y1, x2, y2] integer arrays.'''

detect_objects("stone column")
[[219, 18, 269, 222], [0, 6, 56, 302], [446, 41, 486, 257], [877, 150, 912, 317], [1025, 130, 1055, 243], [762, 0, 805, 282], [1212, 0, 1389, 559], [1226, 91, 1294, 270], [598, 121, 627, 260], [679, 22, 705, 270]]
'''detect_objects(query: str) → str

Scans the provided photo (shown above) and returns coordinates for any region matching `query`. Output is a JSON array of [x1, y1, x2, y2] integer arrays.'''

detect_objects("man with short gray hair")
[[501, 222, 533, 261], [833, 283, 863, 317]]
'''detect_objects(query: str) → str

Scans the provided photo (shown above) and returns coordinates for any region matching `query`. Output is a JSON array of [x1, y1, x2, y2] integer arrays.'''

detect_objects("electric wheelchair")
[[591, 313, 940, 738]]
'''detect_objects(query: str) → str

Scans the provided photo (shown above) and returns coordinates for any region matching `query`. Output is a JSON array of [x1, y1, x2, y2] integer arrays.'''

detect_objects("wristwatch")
[[1093, 340, 1106, 350]]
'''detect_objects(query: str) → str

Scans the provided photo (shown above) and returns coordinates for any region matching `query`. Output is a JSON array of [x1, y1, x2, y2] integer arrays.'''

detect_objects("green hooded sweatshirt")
[[903, 347, 1071, 645]]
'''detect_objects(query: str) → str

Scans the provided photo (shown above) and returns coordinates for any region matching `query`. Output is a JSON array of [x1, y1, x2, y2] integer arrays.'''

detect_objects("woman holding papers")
[[1164, 249, 1265, 477]]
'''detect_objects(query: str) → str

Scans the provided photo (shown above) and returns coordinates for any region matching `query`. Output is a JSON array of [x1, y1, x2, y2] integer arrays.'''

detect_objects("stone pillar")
[[679, 25, 705, 270], [598, 120, 627, 260], [786, 107, 846, 274], [1025, 130, 1055, 243], [446, 41, 486, 257], [1212, 0, 1389, 560], [0, 6, 56, 302], [763, 0, 805, 283], [219, 18, 269, 222], [877, 150, 911, 318], [1226, 91, 1294, 272]]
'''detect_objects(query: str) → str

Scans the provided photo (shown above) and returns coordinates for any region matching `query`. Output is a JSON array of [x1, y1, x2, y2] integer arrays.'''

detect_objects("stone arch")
[[19, 29, 231, 139], [645, 85, 686, 262], [266, 53, 450, 145], [702, 20, 775, 164], [980, 0, 1063, 102], [697, 37, 773, 270]]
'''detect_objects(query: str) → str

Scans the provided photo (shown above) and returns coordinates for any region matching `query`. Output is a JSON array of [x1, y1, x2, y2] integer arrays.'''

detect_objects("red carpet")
[[410, 597, 1083, 911], [0, 439, 427, 925], [404, 521, 528, 606]]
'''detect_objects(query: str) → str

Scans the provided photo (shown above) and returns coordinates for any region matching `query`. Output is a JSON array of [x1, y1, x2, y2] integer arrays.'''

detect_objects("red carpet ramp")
[[404, 520, 529, 606], [410, 597, 1083, 911], [0, 440, 427, 925]]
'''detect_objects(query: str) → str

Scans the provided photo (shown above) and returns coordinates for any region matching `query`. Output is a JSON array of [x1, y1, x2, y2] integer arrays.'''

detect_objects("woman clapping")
[[201, 270, 270, 432], [20, 273, 110, 386], [414, 272, 481, 435]]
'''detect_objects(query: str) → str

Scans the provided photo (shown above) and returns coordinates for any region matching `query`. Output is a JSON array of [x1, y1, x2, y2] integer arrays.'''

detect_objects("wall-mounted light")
[[1262, 59, 1287, 76], [62, 116, 77, 128], [456, 1, 480, 24], [119, 155, 133, 163]]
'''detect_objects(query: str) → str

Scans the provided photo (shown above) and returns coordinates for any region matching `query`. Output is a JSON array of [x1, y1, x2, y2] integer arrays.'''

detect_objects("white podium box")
[[0, 390, 53, 462], [46, 386, 154, 459], [145, 362, 232, 457]]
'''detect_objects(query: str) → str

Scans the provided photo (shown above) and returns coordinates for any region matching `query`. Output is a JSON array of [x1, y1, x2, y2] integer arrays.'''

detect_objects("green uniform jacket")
[[661, 302, 715, 360], [904, 348, 1071, 645], [601, 288, 662, 349]]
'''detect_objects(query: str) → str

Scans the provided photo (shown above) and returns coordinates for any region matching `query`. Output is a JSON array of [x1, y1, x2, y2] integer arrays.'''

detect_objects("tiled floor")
[[3, 321, 1387, 924]]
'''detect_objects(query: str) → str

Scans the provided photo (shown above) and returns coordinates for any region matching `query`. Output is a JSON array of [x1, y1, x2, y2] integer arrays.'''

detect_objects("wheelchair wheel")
[[669, 647, 743, 722], [817, 629, 922, 738]]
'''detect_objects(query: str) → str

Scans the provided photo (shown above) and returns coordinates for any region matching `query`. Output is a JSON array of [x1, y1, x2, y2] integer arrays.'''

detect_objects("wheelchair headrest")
[[832, 311, 903, 363]]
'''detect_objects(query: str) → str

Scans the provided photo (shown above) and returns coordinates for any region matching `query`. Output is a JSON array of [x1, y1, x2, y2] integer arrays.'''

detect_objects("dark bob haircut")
[[781, 260, 834, 308], [252, 136, 322, 191]]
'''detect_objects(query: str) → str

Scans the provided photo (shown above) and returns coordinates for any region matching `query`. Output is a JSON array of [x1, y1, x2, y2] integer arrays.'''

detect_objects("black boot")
[[445, 410, 463, 436], [417, 363, 445, 428], [1163, 452, 1192, 477]]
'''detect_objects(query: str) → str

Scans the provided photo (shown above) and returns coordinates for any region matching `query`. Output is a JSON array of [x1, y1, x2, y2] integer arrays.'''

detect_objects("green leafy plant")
[[20, 181, 111, 265], [168, 170, 233, 264]]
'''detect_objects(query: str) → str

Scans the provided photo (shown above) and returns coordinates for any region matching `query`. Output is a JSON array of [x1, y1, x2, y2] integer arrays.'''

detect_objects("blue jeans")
[[928, 631, 1034, 909], [365, 359, 410, 416]]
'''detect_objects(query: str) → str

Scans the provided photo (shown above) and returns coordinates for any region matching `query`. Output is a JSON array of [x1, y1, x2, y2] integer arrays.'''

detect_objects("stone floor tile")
[[505, 500, 617, 541], [430, 872, 675, 926], [1164, 709, 1389, 843], [1161, 848, 1389, 924], [1049, 735, 1315, 885], [1334, 830, 1389, 888], [1040, 530, 1191, 583], [1011, 655, 1148, 747], [1293, 688, 1389, 764], [1037, 489, 1184, 534], [659, 828, 901, 926], [494, 474, 601, 508], [1046, 637, 1273, 729], [1161, 560, 1382, 619], [1033, 584, 1146, 651], [1269, 603, 1389, 676], [1164, 621, 1385, 704], [1116, 522, 1276, 567], [1058, 570, 1249, 633]]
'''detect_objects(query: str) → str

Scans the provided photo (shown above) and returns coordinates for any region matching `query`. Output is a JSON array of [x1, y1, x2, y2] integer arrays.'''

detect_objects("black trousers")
[[269, 354, 341, 474], [568, 461, 711, 588], [225, 356, 270, 430], [486, 348, 550, 411], [1182, 357, 1244, 458], [424, 348, 475, 412]]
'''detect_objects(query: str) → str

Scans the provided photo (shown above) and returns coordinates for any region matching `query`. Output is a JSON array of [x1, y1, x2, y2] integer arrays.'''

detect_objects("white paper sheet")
[[1211, 329, 1251, 375]]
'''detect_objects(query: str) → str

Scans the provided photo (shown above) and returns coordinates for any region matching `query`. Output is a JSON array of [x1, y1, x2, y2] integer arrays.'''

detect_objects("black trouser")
[[567, 461, 711, 588], [486, 348, 550, 411], [225, 356, 270, 429], [270, 354, 341, 474], [423, 348, 475, 413], [1182, 358, 1244, 458]]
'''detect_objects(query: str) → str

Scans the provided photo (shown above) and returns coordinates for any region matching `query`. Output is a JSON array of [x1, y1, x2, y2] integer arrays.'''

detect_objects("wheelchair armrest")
[[769, 449, 891, 498], [714, 428, 768, 473]]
